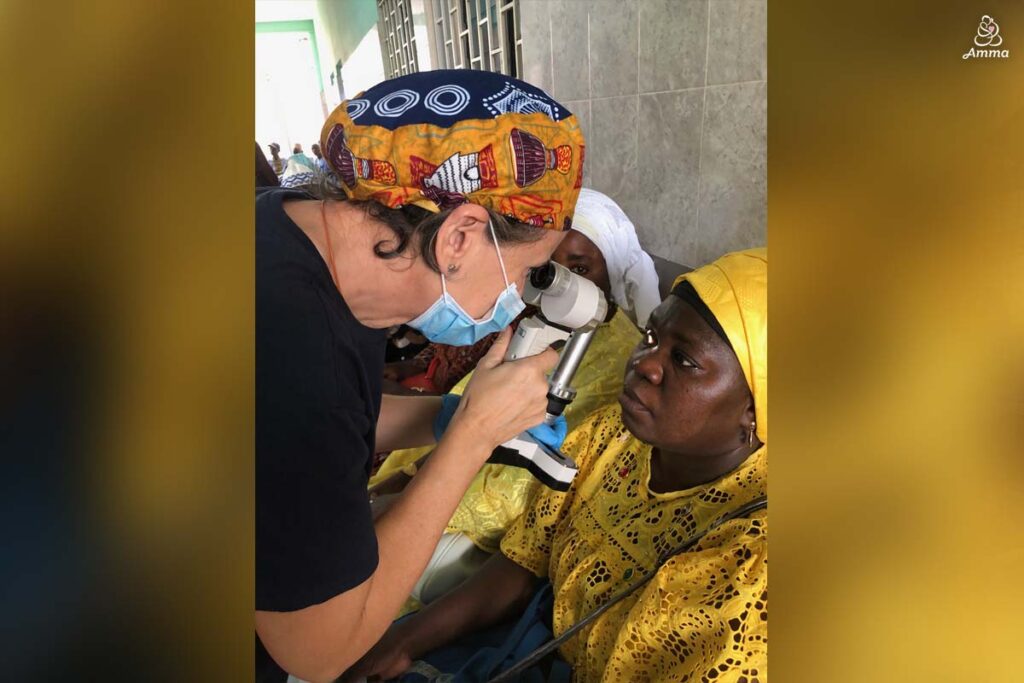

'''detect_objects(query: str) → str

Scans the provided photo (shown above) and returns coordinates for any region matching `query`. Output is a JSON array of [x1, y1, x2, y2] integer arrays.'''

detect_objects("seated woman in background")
[[278, 154, 317, 189], [347, 248, 768, 683], [368, 189, 661, 556]]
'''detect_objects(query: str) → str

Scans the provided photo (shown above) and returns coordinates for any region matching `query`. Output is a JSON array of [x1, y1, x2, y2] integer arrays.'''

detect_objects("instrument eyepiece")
[[530, 262, 557, 290]]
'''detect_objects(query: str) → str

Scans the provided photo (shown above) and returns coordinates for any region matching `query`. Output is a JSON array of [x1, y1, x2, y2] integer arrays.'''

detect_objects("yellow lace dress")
[[501, 403, 768, 683], [370, 308, 641, 552]]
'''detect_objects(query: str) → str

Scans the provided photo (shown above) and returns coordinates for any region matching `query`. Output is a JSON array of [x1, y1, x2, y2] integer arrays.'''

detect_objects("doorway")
[[255, 20, 327, 156]]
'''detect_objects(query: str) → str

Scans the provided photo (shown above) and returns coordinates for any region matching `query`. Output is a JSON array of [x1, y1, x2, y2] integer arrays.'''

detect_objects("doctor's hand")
[[436, 396, 568, 451], [450, 328, 558, 453]]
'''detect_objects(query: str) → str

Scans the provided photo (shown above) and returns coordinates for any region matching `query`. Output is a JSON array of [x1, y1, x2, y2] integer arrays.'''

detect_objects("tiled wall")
[[521, 0, 766, 267]]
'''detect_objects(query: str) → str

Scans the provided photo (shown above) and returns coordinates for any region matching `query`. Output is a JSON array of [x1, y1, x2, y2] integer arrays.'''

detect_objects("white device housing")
[[500, 432, 579, 488], [505, 317, 571, 361], [537, 274, 605, 330]]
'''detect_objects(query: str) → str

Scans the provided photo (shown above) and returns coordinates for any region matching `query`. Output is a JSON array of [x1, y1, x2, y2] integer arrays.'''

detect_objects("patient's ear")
[[742, 394, 760, 447], [744, 395, 756, 423]]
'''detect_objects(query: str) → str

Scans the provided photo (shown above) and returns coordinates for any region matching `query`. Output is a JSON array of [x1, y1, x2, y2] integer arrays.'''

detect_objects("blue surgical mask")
[[408, 221, 526, 346]]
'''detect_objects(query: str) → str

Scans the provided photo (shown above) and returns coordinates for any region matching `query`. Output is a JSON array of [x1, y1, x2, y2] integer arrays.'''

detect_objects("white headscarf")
[[571, 188, 662, 328]]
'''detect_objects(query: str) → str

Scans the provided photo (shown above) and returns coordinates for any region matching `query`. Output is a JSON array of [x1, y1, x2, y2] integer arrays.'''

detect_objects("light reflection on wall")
[[255, 31, 325, 155]]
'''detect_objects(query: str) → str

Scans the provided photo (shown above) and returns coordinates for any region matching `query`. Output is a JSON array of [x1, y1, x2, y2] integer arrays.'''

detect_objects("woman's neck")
[[285, 199, 436, 329], [648, 442, 759, 494]]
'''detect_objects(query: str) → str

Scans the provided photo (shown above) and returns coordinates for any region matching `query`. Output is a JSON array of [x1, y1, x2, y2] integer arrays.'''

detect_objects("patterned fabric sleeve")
[[499, 406, 611, 577], [600, 513, 768, 683], [432, 333, 496, 392], [412, 343, 436, 368]]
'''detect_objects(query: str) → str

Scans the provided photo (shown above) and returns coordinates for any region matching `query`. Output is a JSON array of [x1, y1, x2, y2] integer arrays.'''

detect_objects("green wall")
[[255, 19, 324, 90]]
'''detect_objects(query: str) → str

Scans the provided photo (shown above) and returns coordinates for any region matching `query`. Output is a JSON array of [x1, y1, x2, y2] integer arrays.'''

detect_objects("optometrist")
[[255, 70, 585, 683]]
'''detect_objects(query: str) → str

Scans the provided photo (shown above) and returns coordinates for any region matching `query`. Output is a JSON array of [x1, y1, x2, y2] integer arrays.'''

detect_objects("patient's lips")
[[619, 384, 652, 416]]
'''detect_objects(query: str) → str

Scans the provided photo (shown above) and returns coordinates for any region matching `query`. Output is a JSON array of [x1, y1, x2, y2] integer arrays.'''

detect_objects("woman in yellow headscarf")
[[346, 248, 768, 683]]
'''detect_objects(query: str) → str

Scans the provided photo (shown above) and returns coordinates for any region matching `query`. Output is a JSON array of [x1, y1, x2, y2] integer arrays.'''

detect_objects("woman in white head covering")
[[570, 188, 662, 327]]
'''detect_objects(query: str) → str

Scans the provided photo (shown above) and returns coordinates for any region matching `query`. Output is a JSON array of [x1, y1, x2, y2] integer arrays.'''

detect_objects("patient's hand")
[[340, 621, 416, 681], [342, 552, 539, 681]]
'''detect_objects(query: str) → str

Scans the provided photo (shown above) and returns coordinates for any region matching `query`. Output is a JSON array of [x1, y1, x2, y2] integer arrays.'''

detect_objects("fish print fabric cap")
[[320, 69, 586, 231]]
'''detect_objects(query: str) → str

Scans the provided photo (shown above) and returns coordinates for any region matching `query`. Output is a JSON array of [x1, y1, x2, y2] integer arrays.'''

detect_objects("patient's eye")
[[570, 264, 589, 276], [672, 349, 697, 368]]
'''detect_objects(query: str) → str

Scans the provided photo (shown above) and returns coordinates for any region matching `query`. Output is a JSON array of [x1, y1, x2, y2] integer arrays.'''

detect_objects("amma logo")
[[963, 15, 1009, 59]]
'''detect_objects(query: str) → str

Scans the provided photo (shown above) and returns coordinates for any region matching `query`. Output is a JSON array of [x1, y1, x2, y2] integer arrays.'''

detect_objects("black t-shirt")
[[255, 188, 384, 682]]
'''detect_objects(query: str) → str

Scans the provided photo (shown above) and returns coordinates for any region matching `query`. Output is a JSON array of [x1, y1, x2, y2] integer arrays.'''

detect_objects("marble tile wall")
[[520, 0, 767, 267]]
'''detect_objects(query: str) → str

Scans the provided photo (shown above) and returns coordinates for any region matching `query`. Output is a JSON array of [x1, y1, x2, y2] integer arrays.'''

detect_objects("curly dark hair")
[[315, 175, 544, 274]]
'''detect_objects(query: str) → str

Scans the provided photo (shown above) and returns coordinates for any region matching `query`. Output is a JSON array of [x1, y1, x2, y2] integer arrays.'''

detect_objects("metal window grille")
[[424, 0, 521, 78], [378, 0, 421, 79]]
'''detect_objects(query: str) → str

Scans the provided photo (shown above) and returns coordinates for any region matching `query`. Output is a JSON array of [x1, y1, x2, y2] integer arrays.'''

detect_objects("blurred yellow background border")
[[1, 1, 1021, 680]]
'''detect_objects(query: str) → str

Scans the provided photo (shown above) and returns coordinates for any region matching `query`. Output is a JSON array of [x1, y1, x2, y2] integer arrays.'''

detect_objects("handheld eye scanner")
[[488, 262, 608, 490]]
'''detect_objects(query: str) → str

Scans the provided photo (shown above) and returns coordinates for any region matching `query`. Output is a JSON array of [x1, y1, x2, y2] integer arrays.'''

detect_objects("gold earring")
[[748, 421, 756, 447]]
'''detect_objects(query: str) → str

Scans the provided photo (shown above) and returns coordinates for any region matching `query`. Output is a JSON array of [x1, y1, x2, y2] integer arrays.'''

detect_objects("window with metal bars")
[[424, 0, 522, 78], [377, 0, 421, 79]]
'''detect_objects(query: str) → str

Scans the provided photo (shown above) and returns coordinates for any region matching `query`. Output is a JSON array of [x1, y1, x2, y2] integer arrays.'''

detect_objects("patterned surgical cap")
[[320, 69, 586, 231]]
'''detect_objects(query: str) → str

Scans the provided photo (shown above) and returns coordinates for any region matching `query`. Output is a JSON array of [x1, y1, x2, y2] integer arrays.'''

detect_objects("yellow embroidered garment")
[[501, 405, 766, 683], [445, 308, 640, 552], [370, 308, 641, 552], [501, 248, 768, 682]]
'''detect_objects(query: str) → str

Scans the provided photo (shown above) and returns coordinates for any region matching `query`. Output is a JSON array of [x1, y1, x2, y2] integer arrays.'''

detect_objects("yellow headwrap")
[[672, 248, 767, 442]]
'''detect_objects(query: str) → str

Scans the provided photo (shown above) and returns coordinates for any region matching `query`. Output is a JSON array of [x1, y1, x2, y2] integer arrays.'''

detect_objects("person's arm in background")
[[382, 344, 435, 390], [381, 378, 437, 396], [256, 331, 559, 683], [375, 394, 443, 452], [382, 357, 429, 383], [256, 142, 280, 187], [385, 336, 433, 376], [368, 450, 431, 498]]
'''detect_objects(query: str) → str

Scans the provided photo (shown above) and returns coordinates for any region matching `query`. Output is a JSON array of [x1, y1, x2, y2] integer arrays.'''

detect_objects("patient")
[[348, 248, 768, 682], [369, 189, 661, 558]]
